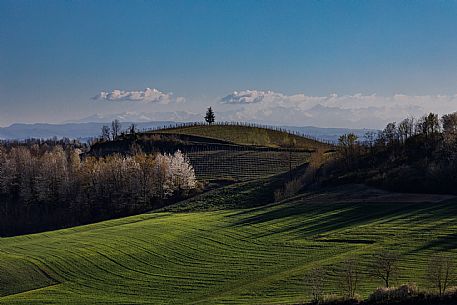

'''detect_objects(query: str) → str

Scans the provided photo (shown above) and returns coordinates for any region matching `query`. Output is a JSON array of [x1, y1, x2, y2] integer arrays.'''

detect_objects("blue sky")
[[1, 0, 457, 128]]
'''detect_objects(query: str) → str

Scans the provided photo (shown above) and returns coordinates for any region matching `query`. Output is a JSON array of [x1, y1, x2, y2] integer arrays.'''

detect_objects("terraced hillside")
[[1, 185, 456, 305], [187, 150, 309, 181], [91, 124, 327, 181], [150, 124, 331, 181]]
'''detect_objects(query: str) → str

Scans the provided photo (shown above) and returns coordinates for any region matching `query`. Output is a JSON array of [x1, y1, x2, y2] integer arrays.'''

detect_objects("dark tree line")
[[99, 120, 138, 142], [332, 111, 457, 194]]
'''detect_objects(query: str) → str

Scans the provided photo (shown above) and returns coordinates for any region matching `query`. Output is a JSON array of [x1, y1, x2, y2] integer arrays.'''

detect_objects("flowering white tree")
[[169, 150, 197, 195], [153, 153, 173, 198]]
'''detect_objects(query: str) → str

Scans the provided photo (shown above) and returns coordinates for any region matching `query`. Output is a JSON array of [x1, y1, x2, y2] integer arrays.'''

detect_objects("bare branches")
[[371, 251, 400, 288], [427, 253, 455, 296], [339, 258, 360, 299], [111, 119, 122, 140], [308, 267, 325, 303], [101, 125, 111, 141], [338, 133, 359, 169]]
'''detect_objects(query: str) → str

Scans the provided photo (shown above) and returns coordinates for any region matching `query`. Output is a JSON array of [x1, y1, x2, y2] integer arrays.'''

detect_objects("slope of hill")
[[160, 163, 309, 212], [1, 185, 456, 304], [90, 125, 328, 182], [153, 123, 330, 150], [187, 150, 310, 181]]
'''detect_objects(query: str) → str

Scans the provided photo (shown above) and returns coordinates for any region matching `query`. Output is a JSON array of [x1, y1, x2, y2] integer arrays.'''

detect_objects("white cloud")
[[220, 90, 457, 128], [90, 88, 457, 128], [221, 90, 285, 104], [93, 87, 184, 104]]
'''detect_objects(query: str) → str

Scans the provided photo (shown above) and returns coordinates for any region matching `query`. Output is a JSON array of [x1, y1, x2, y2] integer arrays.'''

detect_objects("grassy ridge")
[[1, 187, 457, 304], [94, 125, 321, 181], [154, 124, 329, 150]]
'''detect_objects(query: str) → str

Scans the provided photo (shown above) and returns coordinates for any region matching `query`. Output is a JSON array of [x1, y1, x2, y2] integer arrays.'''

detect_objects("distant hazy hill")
[[0, 121, 376, 142], [0, 121, 176, 141], [277, 125, 375, 143]]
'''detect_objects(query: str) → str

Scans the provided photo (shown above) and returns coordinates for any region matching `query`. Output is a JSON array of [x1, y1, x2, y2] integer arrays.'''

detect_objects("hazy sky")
[[2, 0, 457, 128]]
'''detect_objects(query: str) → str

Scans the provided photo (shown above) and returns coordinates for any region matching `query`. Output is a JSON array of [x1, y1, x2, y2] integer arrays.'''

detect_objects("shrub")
[[445, 286, 457, 295], [274, 178, 303, 202], [368, 283, 418, 303]]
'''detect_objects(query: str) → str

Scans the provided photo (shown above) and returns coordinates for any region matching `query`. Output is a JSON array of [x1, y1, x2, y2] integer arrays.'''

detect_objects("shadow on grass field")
[[1, 184, 457, 304]]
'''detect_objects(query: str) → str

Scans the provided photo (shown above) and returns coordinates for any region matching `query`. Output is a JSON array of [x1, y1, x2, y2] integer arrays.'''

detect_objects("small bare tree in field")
[[427, 253, 454, 296], [308, 266, 325, 303], [340, 258, 360, 299], [371, 251, 400, 288]]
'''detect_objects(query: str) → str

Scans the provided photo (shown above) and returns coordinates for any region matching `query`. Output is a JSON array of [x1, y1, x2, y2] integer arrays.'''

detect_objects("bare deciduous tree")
[[101, 125, 111, 141], [427, 253, 454, 296], [382, 122, 398, 146], [442, 112, 457, 144], [111, 119, 122, 140], [398, 117, 415, 144], [371, 251, 400, 288], [364, 131, 377, 149], [338, 133, 359, 169], [416, 113, 440, 137], [340, 258, 360, 299], [128, 123, 137, 135], [308, 266, 325, 303]]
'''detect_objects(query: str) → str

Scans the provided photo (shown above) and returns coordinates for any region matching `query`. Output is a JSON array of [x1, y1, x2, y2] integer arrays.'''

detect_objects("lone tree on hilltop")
[[205, 107, 215, 125]]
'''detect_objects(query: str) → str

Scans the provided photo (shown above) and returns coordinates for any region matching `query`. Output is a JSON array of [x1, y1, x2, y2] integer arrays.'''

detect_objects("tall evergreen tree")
[[204, 107, 215, 125]]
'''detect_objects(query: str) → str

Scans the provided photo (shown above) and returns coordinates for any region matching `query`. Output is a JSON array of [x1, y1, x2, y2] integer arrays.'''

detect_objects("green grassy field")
[[154, 124, 329, 150], [1, 186, 457, 304]]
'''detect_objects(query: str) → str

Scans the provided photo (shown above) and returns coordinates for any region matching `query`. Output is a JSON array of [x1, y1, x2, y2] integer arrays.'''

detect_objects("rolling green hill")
[[1, 185, 456, 304], [153, 123, 329, 150], [151, 124, 331, 181], [91, 124, 330, 182]]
